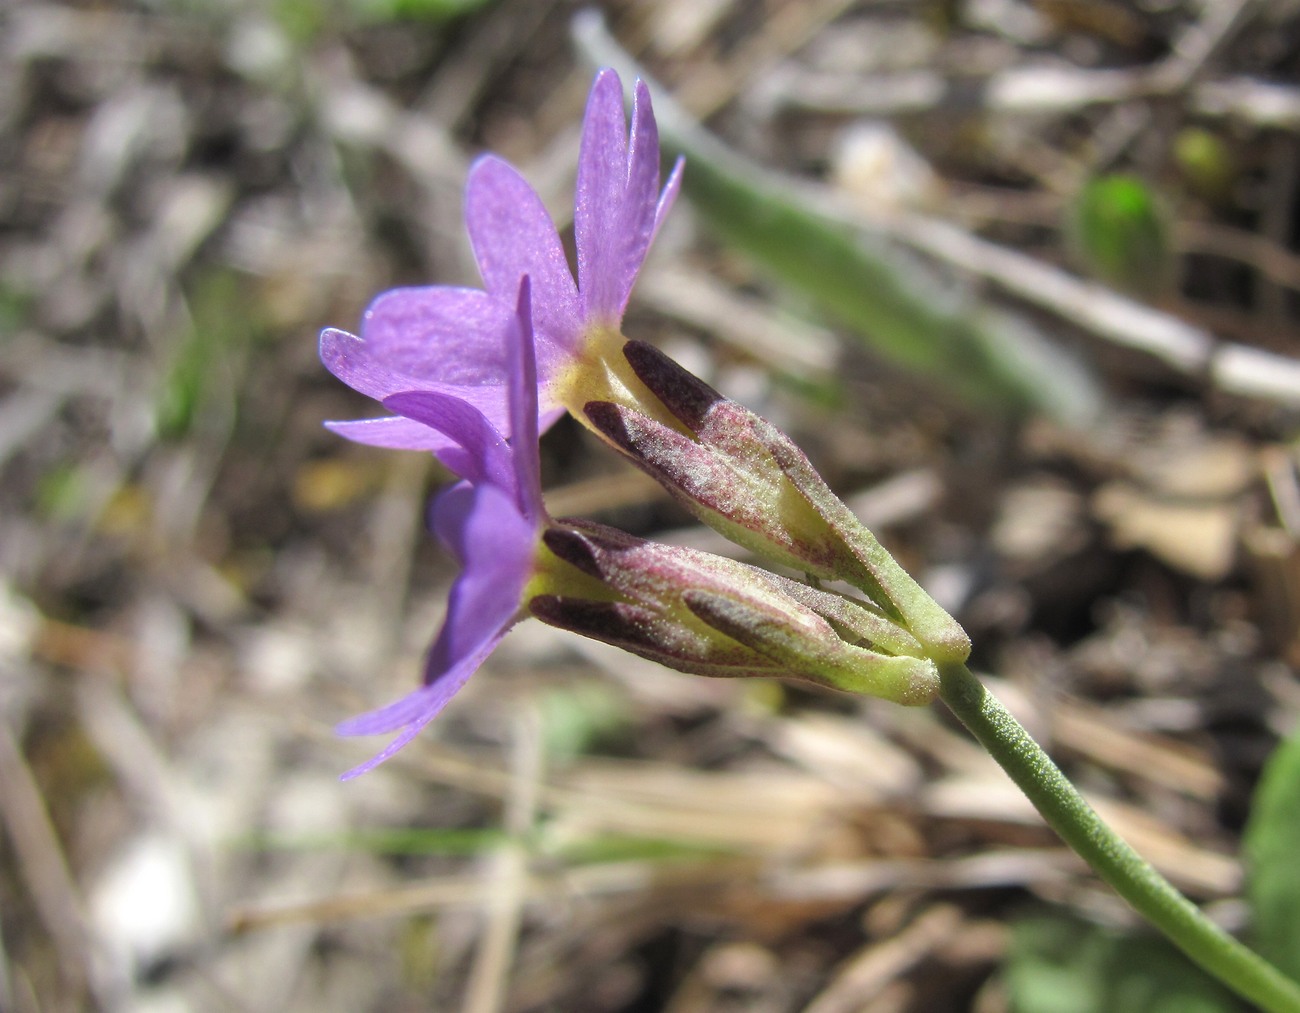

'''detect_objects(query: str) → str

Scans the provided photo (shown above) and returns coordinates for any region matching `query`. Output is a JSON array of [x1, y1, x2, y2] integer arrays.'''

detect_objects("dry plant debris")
[[2, 1, 1300, 1010]]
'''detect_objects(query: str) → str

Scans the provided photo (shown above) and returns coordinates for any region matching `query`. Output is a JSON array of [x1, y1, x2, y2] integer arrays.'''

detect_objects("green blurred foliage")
[[150, 0, 496, 49], [545, 833, 734, 866], [1065, 174, 1173, 299], [539, 682, 633, 763], [398, 917, 441, 993], [1244, 722, 1300, 982], [155, 270, 258, 442], [1004, 913, 1242, 1013], [1174, 128, 1238, 206], [240, 827, 507, 855], [35, 464, 91, 522], [272, 0, 494, 40], [0, 282, 33, 335], [350, 0, 494, 20], [648, 115, 1102, 427], [241, 825, 735, 866]]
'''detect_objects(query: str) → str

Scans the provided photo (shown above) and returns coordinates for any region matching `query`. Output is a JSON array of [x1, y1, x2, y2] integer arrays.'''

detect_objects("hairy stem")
[[938, 662, 1300, 1013]]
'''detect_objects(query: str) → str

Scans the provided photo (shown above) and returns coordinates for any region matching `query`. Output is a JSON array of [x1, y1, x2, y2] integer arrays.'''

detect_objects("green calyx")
[[584, 339, 970, 665]]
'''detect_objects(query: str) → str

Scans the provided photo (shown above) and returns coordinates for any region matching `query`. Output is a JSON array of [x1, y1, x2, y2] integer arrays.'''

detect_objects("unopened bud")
[[585, 340, 970, 663], [530, 520, 939, 704], [683, 590, 937, 705]]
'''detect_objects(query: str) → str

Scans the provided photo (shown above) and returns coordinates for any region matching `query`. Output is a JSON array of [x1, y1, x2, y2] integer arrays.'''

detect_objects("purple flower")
[[332, 278, 941, 778], [325, 72, 954, 780], [334, 279, 544, 779], [320, 68, 682, 457]]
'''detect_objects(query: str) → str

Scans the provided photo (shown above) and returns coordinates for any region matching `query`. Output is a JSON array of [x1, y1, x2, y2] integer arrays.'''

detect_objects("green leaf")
[[1005, 913, 1244, 1013], [1065, 174, 1173, 298], [1245, 723, 1300, 982]]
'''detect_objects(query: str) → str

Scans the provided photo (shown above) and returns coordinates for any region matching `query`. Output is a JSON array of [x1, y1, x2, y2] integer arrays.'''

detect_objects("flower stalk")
[[938, 661, 1300, 1013]]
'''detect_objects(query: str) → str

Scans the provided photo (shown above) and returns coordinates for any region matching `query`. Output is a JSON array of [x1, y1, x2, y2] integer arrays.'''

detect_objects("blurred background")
[[4, 0, 1300, 1010]]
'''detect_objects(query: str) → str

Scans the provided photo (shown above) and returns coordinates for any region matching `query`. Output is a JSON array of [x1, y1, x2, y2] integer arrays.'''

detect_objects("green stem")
[[938, 661, 1300, 1013]]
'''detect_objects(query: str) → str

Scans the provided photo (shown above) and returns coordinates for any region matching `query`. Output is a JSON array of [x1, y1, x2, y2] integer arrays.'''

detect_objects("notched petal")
[[465, 155, 580, 348]]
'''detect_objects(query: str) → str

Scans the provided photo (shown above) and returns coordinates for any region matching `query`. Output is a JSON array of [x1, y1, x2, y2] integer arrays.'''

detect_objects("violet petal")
[[383, 390, 515, 493], [360, 286, 510, 383], [425, 482, 534, 676], [319, 328, 415, 401], [336, 483, 535, 778], [609, 79, 663, 317], [428, 481, 475, 557], [324, 415, 455, 452], [652, 156, 684, 246], [335, 628, 507, 779], [574, 68, 628, 324], [323, 326, 519, 436], [465, 155, 581, 351], [506, 278, 544, 522]]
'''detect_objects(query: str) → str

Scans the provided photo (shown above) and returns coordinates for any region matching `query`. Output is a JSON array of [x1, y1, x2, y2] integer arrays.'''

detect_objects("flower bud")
[[584, 340, 970, 663], [529, 520, 939, 705], [682, 590, 937, 705]]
